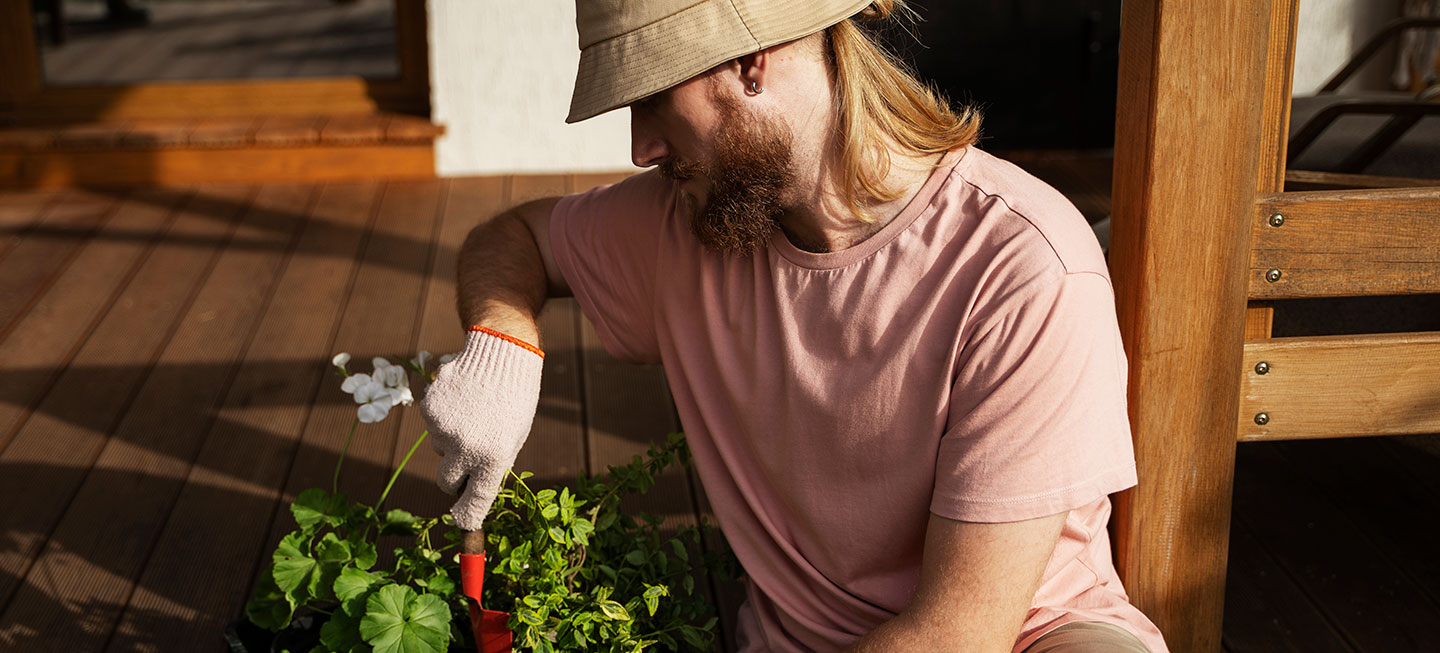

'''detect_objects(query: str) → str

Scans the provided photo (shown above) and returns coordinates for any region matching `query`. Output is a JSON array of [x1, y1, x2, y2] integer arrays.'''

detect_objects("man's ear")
[[736, 49, 771, 95]]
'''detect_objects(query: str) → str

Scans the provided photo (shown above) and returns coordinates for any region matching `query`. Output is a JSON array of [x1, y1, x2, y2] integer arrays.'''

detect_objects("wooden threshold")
[[0, 114, 444, 188]]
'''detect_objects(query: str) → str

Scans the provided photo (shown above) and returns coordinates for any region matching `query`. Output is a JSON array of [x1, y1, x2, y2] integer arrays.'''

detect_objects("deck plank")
[[0, 191, 117, 341], [0, 184, 313, 651], [1232, 442, 1440, 650], [1379, 436, 1440, 510], [1222, 517, 1354, 652], [0, 190, 64, 262], [503, 175, 590, 494], [254, 180, 443, 573], [0, 185, 252, 623], [1279, 438, 1440, 611], [0, 189, 187, 454], [105, 181, 384, 650]]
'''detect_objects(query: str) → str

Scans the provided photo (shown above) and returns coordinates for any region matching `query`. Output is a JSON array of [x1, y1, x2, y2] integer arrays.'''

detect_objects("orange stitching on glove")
[[468, 325, 544, 359]]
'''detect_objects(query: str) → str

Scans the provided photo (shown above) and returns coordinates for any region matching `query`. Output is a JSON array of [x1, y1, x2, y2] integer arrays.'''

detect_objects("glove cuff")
[[468, 325, 543, 359], [447, 327, 545, 385]]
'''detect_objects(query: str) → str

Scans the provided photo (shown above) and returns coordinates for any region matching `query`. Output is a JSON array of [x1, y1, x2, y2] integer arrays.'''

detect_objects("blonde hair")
[[825, 1, 982, 221]]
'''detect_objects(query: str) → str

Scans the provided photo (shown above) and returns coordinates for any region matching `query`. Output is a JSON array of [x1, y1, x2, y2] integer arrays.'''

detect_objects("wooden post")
[[1108, 1, 1276, 651], [0, 2, 45, 115]]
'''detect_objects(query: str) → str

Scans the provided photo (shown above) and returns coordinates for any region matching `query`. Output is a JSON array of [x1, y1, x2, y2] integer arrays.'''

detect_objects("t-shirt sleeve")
[[548, 170, 673, 364], [931, 262, 1138, 523]]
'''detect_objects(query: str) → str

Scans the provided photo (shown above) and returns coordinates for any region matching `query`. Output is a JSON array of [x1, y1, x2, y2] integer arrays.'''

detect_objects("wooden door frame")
[[0, 0, 429, 124]]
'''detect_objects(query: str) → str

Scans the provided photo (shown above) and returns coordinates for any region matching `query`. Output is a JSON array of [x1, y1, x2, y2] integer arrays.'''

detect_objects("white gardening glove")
[[419, 327, 544, 530]]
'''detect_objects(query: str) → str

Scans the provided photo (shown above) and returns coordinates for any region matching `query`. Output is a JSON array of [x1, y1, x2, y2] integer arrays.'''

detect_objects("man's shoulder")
[[943, 148, 1108, 279]]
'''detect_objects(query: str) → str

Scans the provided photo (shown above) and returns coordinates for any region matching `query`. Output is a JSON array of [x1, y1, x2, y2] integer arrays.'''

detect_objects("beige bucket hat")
[[567, 0, 874, 123]]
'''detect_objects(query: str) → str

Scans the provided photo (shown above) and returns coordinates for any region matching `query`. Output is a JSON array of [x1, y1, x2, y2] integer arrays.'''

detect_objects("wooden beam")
[[1285, 169, 1440, 191], [1238, 332, 1440, 441], [1243, 0, 1301, 343], [1108, 0, 1276, 649], [1250, 187, 1440, 298]]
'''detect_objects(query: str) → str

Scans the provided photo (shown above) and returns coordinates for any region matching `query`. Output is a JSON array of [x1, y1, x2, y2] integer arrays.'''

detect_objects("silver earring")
[[750, 80, 763, 95]]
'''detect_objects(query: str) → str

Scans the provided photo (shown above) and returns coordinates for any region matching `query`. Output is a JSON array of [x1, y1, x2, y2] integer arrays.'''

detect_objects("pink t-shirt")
[[549, 147, 1167, 653]]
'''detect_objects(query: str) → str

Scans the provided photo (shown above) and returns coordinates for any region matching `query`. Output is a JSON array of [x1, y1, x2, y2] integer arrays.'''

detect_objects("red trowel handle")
[[459, 529, 513, 653]]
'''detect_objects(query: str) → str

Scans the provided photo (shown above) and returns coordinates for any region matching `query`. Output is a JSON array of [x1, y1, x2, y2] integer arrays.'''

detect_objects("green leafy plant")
[[244, 353, 740, 652], [481, 432, 740, 652]]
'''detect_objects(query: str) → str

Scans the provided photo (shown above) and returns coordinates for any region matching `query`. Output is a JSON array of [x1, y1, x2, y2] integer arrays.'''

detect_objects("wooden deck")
[[39, 0, 397, 86], [0, 164, 1436, 651]]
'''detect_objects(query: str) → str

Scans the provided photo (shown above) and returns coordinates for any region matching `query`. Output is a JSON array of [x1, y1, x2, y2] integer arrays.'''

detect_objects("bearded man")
[[419, 1, 1167, 651]]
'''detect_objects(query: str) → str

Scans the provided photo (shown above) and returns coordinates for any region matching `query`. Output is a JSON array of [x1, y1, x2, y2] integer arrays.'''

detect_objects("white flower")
[[356, 399, 393, 424], [411, 350, 431, 370], [331, 352, 351, 369], [340, 373, 372, 395], [341, 372, 395, 423], [438, 353, 456, 364]]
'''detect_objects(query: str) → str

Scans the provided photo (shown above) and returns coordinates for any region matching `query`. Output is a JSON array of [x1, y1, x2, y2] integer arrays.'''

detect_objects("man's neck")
[[777, 148, 941, 254]]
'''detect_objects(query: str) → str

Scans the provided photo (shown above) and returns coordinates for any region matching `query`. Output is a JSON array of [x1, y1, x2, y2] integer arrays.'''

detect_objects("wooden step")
[[0, 114, 444, 188]]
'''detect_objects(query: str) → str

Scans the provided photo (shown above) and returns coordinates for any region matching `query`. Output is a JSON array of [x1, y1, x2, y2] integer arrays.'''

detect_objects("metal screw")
[[1254, 412, 1270, 426], [1254, 361, 1270, 375], [1266, 268, 1283, 283], [1268, 213, 1285, 227]]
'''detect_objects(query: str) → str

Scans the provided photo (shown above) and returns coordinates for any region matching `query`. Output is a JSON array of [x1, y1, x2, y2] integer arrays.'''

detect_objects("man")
[[419, 1, 1167, 651]]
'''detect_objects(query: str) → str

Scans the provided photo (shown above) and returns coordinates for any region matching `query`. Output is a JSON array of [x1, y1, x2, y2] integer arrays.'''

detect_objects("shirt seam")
[[956, 176, 1087, 276]]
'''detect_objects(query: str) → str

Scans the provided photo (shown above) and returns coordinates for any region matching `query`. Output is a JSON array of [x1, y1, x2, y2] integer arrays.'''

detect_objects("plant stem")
[[378, 430, 428, 508], [333, 417, 359, 494]]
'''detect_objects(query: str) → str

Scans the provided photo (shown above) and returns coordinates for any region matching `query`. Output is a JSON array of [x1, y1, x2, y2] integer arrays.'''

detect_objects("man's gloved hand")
[[419, 326, 544, 530]]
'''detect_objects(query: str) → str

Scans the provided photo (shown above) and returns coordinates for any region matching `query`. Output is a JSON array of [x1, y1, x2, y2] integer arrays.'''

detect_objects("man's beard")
[[659, 91, 794, 255]]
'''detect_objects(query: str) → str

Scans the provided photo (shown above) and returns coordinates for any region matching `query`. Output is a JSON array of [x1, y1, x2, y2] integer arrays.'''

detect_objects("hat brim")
[[566, 0, 872, 123]]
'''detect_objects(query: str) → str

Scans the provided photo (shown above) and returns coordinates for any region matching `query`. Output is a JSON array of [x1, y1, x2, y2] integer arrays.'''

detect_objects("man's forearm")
[[845, 612, 930, 652], [455, 212, 549, 347]]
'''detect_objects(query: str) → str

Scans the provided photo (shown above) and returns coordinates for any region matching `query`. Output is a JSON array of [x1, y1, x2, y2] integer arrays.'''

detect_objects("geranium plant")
[[243, 353, 739, 652]]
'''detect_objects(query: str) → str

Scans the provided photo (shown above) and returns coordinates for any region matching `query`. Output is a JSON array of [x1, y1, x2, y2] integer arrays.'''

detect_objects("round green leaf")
[[319, 609, 368, 653], [358, 584, 450, 653], [291, 489, 347, 528], [272, 532, 319, 600], [351, 539, 378, 571], [380, 509, 420, 535], [317, 532, 352, 565], [244, 570, 294, 631], [334, 568, 382, 616]]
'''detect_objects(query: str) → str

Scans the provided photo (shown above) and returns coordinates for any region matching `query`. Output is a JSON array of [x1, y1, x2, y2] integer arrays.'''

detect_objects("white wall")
[[428, 1, 632, 176], [1293, 0, 1402, 95]]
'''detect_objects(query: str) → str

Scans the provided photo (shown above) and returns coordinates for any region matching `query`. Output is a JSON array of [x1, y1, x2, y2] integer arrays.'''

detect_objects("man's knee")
[[1024, 622, 1150, 653]]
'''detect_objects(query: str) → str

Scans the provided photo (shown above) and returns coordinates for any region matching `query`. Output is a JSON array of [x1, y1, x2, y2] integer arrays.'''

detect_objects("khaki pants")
[[1023, 622, 1151, 653]]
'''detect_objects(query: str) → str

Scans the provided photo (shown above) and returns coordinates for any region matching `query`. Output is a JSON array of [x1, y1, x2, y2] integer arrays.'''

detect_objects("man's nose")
[[630, 115, 669, 168]]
